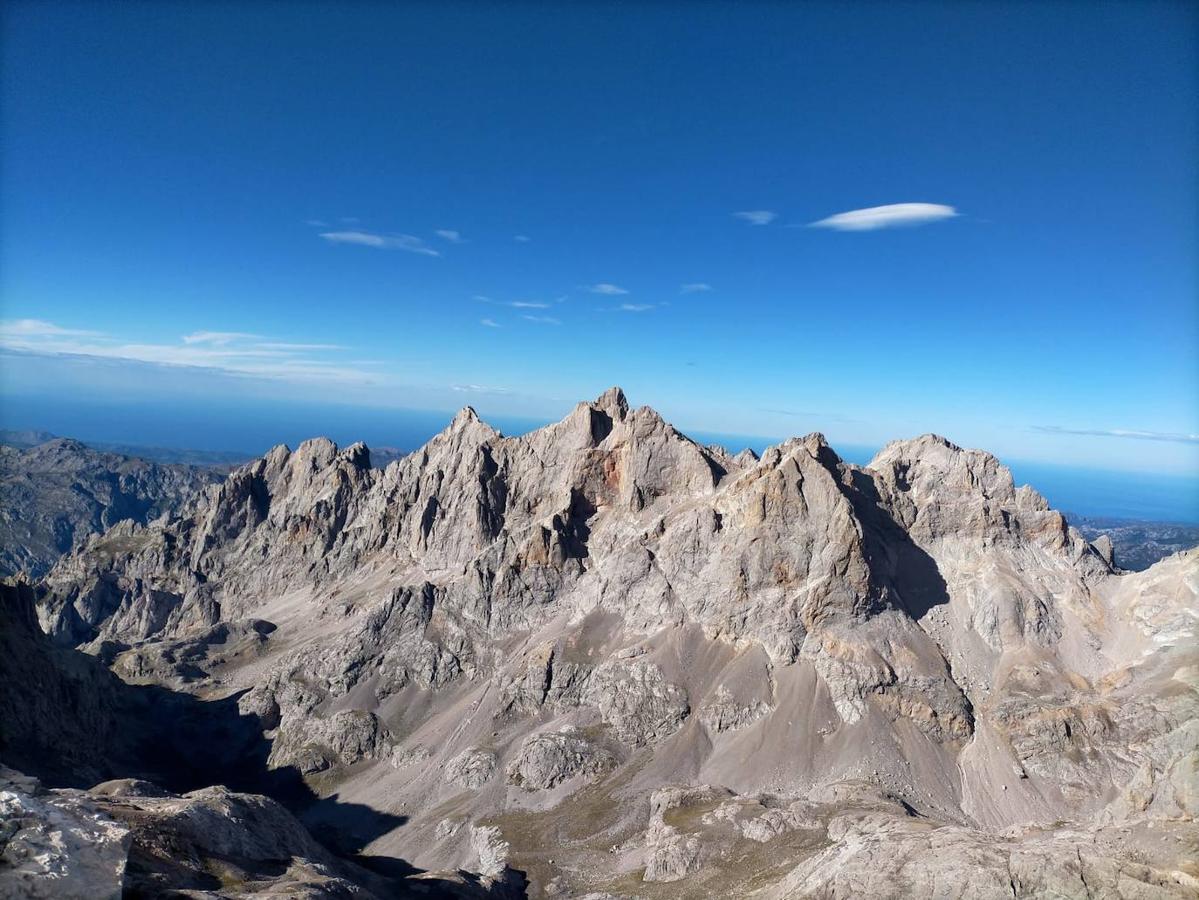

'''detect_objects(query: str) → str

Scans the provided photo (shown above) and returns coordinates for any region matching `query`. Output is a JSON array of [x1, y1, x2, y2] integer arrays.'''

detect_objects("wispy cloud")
[[480, 318, 501, 328], [319, 230, 440, 256], [589, 283, 629, 295], [452, 383, 511, 395], [514, 234, 531, 243], [611, 303, 655, 312], [254, 341, 348, 351], [734, 210, 778, 226], [303, 218, 329, 227], [0, 319, 100, 338], [680, 283, 712, 294], [435, 229, 463, 243], [1031, 425, 1199, 445], [182, 330, 257, 345], [476, 296, 550, 309], [522, 314, 561, 325], [0, 320, 373, 384], [809, 203, 958, 231], [182, 331, 347, 351]]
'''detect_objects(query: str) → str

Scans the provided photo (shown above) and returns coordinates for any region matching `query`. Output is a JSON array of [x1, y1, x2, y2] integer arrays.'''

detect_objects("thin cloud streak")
[[476, 297, 550, 309], [480, 318, 501, 328], [522, 315, 561, 325], [809, 203, 958, 231], [588, 283, 629, 295], [318, 230, 441, 256], [0, 320, 373, 384], [452, 383, 511, 395], [680, 283, 712, 294], [734, 210, 777, 225], [183, 331, 257, 345], [1031, 425, 1199, 445], [0, 319, 100, 338], [435, 229, 463, 242]]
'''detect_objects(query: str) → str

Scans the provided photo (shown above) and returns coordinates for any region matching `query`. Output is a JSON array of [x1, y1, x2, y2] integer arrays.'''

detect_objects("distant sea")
[[3, 395, 1196, 525]]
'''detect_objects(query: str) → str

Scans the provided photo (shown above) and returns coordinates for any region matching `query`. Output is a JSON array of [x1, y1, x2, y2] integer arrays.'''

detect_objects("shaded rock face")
[[0, 438, 220, 579], [20, 388, 1199, 898], [0, 587, 526, 898]]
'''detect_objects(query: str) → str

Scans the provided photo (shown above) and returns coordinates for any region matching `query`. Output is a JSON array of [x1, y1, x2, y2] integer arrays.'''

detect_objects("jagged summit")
[[17, 388, 1196, 898], [592, 384, 630, 418]]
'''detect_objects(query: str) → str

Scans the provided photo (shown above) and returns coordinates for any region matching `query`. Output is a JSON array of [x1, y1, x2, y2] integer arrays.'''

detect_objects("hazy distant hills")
[[0, 431, 412, 580], [0, 438, 223, 579], [0, 428, 255, 468], [1071, 515, 1199, 572]]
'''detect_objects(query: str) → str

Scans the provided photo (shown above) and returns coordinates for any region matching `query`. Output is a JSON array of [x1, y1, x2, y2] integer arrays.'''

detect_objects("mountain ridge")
[[9, 387, 1197, 897]]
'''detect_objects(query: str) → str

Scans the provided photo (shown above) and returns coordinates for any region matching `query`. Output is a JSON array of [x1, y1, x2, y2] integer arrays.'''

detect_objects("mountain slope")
[[27, 388, 1199, 897]]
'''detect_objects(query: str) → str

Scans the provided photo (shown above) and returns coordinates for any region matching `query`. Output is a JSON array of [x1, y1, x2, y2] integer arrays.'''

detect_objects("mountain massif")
[[2, 389, 1195, 898]]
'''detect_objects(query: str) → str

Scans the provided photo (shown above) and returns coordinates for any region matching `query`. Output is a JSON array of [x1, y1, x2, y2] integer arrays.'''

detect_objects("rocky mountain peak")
[[593, 385, 630, 419], [14, 389, 1195, 898]]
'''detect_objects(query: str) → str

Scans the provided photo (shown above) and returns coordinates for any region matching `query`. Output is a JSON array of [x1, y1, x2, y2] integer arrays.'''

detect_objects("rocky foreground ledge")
[[3, 388, 1197, 897]]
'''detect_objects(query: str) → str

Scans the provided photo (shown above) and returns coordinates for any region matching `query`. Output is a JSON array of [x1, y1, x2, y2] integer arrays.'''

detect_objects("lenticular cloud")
[[810, 202, 958, 231]]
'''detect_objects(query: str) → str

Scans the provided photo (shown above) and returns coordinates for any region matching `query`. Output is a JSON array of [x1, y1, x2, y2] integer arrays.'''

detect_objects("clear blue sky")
[[2, 1, 1196, 479]]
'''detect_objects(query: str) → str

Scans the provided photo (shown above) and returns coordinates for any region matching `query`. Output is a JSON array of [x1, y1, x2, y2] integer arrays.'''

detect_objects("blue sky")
[[2, 1, 1197, 481]]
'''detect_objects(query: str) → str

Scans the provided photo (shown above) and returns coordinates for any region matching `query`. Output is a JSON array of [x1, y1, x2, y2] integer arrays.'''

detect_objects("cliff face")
[[20, 389, 1199, 897]]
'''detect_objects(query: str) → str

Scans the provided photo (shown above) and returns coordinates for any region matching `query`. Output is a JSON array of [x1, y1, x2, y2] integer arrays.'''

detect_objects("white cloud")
[[435, 229, 463, 243], [522, 315, 561, 325], [319, 230, 440, 256], [734, 210, 778, 226], [476, 296, 550, 309], [1, 320, 373, 384], [0, 319, 99, 338], [1031, 425, 1199, 445], [514, 234, 531, 242], [613, 303, 654, 312], [452, 383, 511, 394], [182, 330, 257, 345], [809, 203, 958, 231], [253, 341, 348, 351], [303, 219, 329, 227], [680, 283, 712, 294], [589, 283, 629, 295], [480, 318, 501, 328]]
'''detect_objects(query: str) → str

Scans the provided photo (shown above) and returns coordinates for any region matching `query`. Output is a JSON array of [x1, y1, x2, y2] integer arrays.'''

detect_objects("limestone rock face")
[[0, 768, 384, 899], [504, 728, 615, 790], [0, 769, 130, 900], [22, 388, 1199, 898], [445, 749, 498, 789]]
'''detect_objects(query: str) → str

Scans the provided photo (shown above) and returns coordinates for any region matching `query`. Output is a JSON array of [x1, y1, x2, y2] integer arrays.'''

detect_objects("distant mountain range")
[[2, 427, 1190, 579]]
